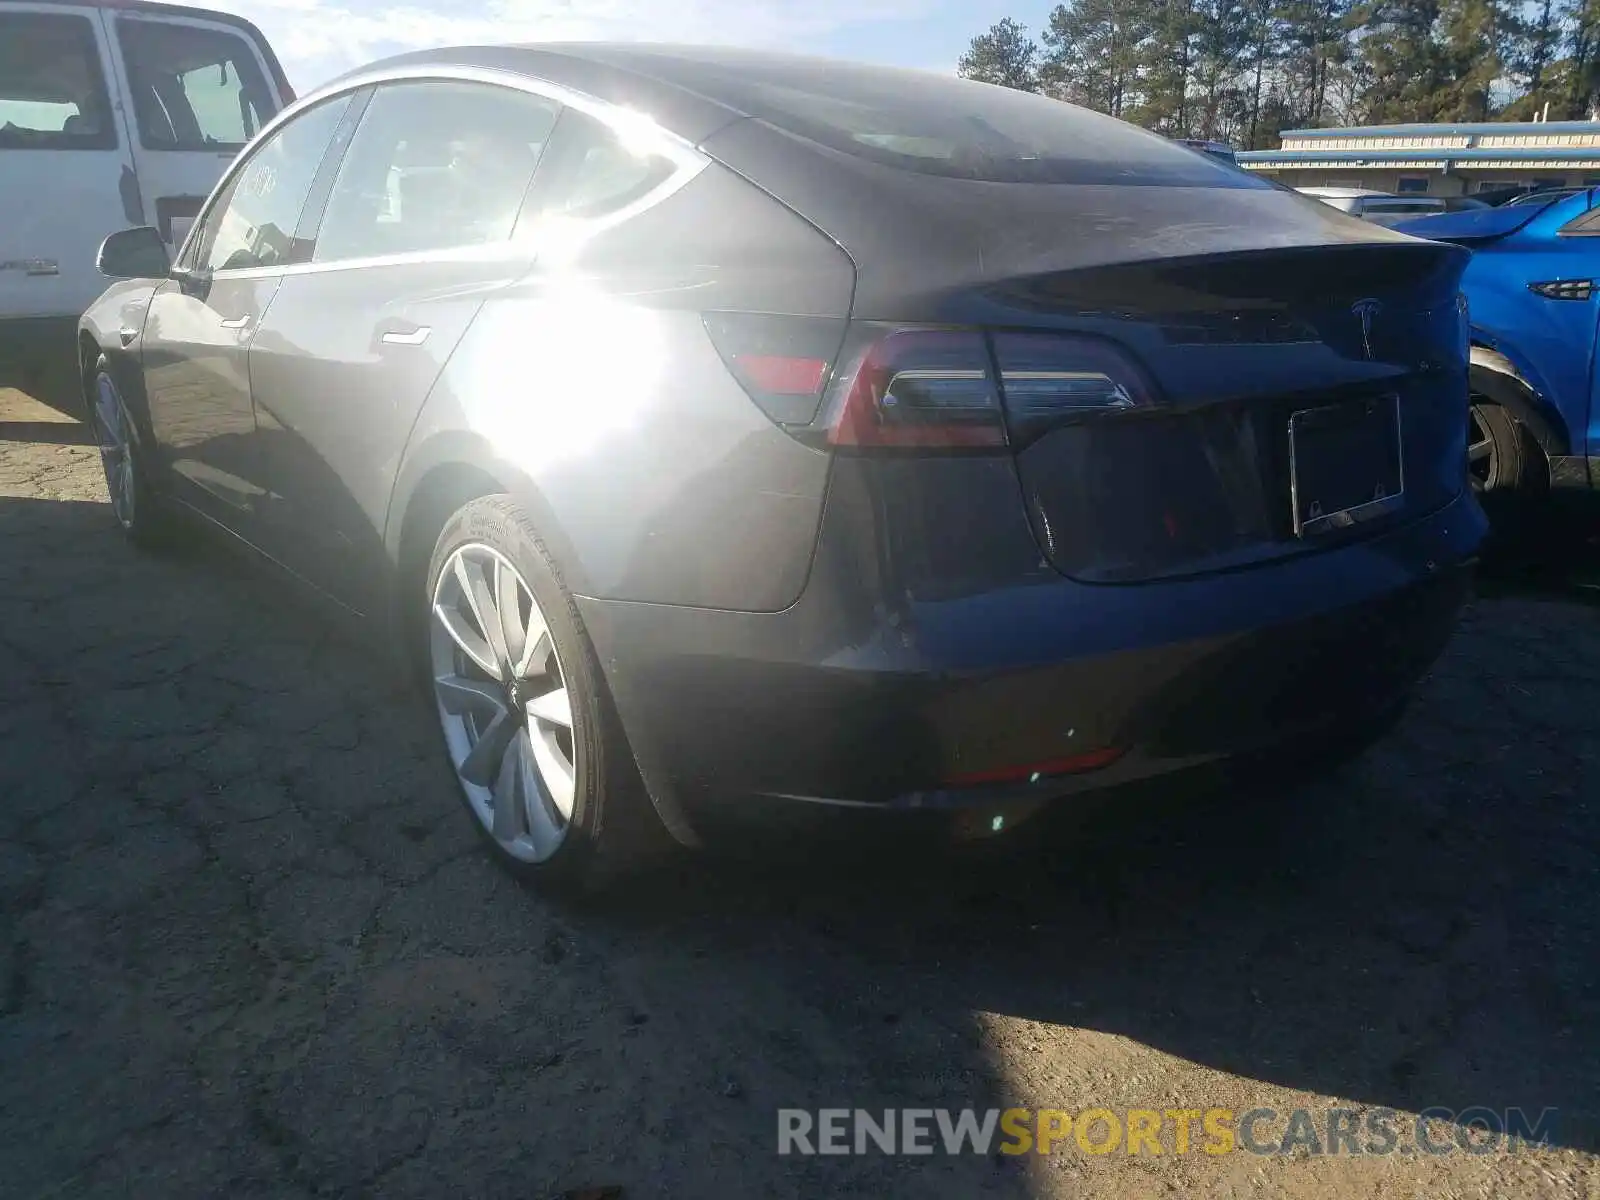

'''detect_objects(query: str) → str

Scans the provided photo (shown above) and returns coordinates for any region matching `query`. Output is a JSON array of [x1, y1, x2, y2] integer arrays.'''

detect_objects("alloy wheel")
[[429, 543, 577, 862], [1467, 404, 1499, 491], [93, 374, 136, 528]]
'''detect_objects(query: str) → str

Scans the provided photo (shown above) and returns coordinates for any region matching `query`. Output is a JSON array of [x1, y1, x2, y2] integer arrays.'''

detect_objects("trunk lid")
[[988, 241, 1471, 582]]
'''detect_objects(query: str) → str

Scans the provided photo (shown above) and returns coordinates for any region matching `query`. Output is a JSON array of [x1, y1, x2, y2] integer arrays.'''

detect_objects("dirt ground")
[[1, 386, 1597, 1199]]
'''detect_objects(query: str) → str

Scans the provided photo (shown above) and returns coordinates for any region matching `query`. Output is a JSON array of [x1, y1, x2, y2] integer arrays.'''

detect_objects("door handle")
[[380, 325, 431, 346], [218, 314, 251, 329]]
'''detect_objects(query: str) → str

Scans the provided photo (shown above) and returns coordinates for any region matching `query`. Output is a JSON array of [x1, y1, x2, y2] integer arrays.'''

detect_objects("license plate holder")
[[1288, 394, 1404, 537]]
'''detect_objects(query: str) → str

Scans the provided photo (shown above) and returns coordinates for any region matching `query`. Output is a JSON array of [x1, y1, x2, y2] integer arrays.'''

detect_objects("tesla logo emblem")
[[1351, 298, 1382, 360]]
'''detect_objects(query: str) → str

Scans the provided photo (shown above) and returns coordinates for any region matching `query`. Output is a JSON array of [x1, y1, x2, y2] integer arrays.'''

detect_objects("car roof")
[[329, 43, 789, 146], [321, 42, 1403, 314]]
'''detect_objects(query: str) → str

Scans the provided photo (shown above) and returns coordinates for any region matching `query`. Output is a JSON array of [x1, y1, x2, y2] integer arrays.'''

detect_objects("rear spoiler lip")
[[1386, 205, 1548, 245]]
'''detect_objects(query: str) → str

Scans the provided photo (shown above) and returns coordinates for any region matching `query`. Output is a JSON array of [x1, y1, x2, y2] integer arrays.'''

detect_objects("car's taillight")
[[990, 331, 1156, 447], [702, 312, 847, 426], [709, 315, 1157, 452], [824, 328, 1005, 450]]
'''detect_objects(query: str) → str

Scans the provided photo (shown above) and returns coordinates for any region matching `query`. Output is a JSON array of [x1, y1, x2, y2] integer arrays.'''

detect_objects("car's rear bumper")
[[577, 486, 1485, 837]]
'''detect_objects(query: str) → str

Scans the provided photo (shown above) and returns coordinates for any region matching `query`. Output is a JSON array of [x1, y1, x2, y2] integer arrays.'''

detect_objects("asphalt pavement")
[[1, 387, 1596, 1199]]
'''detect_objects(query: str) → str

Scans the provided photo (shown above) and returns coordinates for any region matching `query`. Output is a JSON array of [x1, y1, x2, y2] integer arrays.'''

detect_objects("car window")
[[529, 108, 679, 223], [116, 18, 274, 151], [1561, 199, 1600, 233], [313, 81, 560, 263], [1363, 200, 1441, 214], [0, 11, 116, 150], [191, 96, 351, 273], [627, 53, 1257, 187]]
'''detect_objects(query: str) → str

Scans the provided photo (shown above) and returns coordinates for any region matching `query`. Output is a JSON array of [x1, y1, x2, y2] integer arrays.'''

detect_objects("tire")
[[88, 356, 173, 549], [1468, 400, 1545, 495], [1468, 398, 1550, 551], [422, 494, 668, 893]]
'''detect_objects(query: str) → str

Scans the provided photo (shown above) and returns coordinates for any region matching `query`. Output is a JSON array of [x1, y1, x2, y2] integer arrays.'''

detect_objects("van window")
[[191, 96, 351, 272], [116, 18, 273, 151], [314, 82, 560, 262], [0, 11, 116, 150]]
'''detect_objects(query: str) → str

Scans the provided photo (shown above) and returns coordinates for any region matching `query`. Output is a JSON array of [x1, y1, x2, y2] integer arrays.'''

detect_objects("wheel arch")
[[385, 430, 596, 656], [77, 331, 100, 412], [1468, 343, 1570, 459], [78, 328, 156, 451], [385, 430, 703, 848]]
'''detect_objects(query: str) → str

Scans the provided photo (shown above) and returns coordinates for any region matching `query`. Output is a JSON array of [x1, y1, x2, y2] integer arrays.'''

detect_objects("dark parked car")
[[79, 45, 1487, 888]]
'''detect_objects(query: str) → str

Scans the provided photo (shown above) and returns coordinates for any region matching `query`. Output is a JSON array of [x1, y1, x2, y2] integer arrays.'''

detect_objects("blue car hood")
[[1390, 205, 1549, 244]]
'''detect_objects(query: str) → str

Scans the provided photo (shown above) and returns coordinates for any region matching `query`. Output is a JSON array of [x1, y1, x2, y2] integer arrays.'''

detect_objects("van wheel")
[[89, 357, 170, 548], [423, 494, 668, 893]]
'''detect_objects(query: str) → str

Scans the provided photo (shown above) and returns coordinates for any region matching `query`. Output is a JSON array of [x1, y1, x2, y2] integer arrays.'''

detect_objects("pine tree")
[[1040, 0, 1155, 117], [1433, 0, 1502, 119], [1508, 0, 1563, 99], [1190, 0, 1259, 138], [1352, 0, 1446, 121], [957, 2, 1590, 134], [958, 18, 1042, 91], [1277, 0, 1354, 126], [1239, 0, 1280, 145], [1138, 0, 1201, 134], [1565, 0, 1600, 117]]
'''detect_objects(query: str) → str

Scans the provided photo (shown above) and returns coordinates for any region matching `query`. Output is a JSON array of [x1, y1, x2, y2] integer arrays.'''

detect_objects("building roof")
[[1277, 121, 1600, 138], [1239, 146, 1600, 166]]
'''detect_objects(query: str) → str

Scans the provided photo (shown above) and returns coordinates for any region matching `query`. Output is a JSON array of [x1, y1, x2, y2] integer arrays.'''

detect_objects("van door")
[[100, 8, 287, 256], [0, 4, 137, 372]]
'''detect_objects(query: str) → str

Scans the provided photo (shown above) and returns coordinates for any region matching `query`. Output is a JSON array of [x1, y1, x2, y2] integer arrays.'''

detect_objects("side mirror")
[[96, 226, 171, 279]]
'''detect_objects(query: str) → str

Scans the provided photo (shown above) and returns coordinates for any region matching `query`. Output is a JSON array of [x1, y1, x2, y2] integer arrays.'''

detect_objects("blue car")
[[1395, 195, 1600, 511]]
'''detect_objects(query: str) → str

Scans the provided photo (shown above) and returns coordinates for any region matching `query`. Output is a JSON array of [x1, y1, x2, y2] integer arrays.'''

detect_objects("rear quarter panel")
[[389, 161, 855, 612]]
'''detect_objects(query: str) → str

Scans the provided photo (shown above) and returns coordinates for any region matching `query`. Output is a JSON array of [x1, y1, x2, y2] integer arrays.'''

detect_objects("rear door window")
[[116, 18, 274, 151], [522, 108, 678, 223], [0, 11, 116, 150], [313, 81, 561, 262]]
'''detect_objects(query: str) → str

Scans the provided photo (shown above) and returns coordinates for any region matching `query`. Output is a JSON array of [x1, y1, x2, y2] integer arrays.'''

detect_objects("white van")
[[0, 0, 292, 408]]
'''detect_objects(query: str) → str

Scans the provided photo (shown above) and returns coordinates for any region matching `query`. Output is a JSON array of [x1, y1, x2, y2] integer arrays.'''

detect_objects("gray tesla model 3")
[[79, 44, 1487, 888]]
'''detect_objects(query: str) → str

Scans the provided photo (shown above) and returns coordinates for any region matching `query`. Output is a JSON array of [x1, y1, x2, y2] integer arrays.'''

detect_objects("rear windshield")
[[659, 56, 1259, 187]]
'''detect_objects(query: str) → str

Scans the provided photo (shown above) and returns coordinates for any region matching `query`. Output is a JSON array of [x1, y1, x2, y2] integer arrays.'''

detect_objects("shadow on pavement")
[[0, 419, 93, 446], [1476, 491, 1600, 604]]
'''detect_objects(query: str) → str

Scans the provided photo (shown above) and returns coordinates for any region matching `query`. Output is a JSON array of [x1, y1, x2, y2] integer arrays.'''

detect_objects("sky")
[[178, 0, 1058, 94]]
